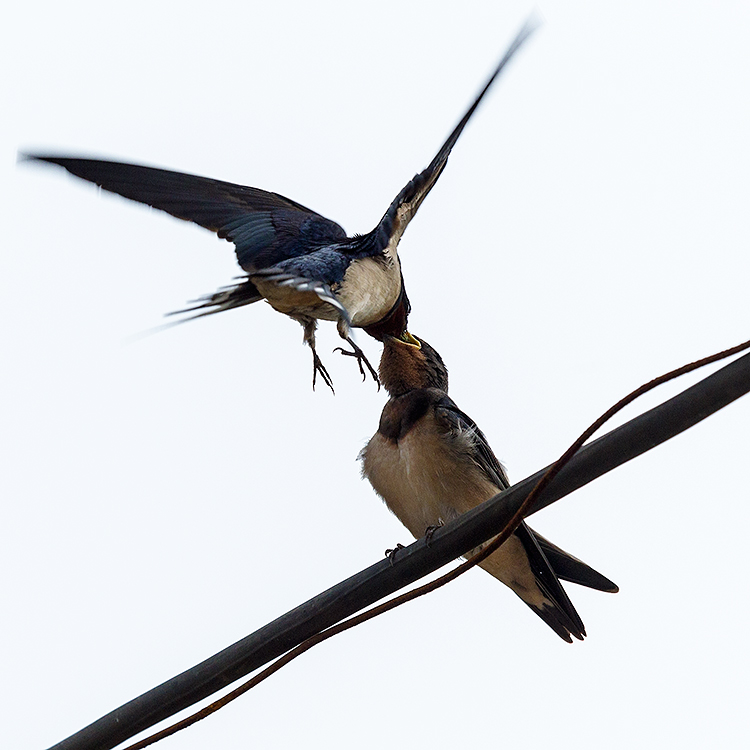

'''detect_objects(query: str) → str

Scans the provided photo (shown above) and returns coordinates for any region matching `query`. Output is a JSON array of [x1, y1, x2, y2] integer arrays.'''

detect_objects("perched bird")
[[22, 20, 537, 391], [360, 333, 618, 642]]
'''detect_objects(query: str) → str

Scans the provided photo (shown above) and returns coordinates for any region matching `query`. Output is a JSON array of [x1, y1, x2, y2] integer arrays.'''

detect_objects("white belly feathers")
[[339, 255, 401, 327], [361, 417, 499, 539]]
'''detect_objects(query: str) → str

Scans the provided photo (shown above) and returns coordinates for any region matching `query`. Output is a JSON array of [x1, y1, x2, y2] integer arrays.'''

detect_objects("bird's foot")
[[424, 520, 445, 547], [334, 338, 380, 388], [312, 350, 335, 394], [384, 543, 405, 566]]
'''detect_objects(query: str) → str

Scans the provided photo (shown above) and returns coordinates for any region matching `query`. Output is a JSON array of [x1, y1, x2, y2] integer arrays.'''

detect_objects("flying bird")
[[360, 333, 618, 642], [22, 20, 537, 391]]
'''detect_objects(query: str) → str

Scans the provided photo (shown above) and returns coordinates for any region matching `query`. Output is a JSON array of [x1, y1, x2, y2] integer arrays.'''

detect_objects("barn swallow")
[[22, 20, 537, 392], [360, 333, 618, 642]]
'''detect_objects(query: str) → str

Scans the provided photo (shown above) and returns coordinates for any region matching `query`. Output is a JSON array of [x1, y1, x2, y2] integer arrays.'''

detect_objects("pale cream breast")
[[362, 418, 499, 539], [338, 255, 402, 327]]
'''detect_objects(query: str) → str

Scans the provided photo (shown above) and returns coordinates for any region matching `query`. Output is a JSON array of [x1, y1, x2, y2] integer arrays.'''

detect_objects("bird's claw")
[[312, 351, 335, 394], [384, 543, 405, 566], [334, 340, 380, 389], [424, 520, 445, 547]]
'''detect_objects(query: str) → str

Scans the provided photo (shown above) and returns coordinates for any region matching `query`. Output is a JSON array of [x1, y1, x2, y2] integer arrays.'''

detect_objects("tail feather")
[[531, 531, 619, 593], [476, 524, 617, 642], [514, 523, 586, 642], [167, 277, 263, 320], [475, 523, 586, 643]]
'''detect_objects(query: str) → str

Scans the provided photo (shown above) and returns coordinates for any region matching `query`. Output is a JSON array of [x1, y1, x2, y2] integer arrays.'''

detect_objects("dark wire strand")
[[115, 337, 750, 750]]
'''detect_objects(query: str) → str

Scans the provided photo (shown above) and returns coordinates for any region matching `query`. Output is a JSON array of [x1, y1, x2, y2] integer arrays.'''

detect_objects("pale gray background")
[[3, 1, 749, 748]]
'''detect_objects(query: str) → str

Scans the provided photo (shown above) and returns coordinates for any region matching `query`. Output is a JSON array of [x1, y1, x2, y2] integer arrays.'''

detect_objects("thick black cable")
[[47, 350, 750, 750]]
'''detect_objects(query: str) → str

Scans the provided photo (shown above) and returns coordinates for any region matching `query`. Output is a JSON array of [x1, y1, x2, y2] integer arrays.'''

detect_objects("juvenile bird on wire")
[[23, 19, 537, 392], [360, 332, 618, 641]]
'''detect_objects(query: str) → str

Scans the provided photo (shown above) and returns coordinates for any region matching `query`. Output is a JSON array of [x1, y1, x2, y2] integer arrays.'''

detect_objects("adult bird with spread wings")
[[24, 20, 537, 392]]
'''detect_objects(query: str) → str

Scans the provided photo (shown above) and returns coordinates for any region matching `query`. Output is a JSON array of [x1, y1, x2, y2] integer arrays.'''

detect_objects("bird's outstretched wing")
[[368, 17, 539, 256], [21, 155, 347, 272]]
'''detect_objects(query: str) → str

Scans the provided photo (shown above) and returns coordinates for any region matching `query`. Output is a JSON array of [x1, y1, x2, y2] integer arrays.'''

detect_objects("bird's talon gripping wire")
[[384, 543, 405, 566], [424, 520, 445, 547]]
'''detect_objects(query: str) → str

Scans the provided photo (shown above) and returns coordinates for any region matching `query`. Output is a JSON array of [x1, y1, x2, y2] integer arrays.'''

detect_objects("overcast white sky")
[[3, 2, 749, 749]]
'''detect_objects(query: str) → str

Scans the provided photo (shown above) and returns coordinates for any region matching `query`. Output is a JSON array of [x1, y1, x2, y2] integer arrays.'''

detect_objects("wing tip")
[[17, 151, 47, 166], [17, 153, 76, 171]]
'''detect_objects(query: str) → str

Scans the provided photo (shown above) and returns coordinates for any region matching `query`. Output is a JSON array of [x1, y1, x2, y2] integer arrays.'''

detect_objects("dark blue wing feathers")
[[369, 19, 538, 256], [434, 392, 603, 641], [269, 246, 351, 287], [434, 395, 511, 492], [24, 20, 538, 290], [25, 155, 347, 273]]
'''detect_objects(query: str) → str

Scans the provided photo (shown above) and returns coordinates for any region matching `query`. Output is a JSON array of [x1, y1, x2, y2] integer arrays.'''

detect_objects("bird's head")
[[379, 332, 449, 396]]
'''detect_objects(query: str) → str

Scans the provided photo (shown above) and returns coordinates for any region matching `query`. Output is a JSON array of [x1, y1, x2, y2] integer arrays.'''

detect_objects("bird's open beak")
[[397, 331, 421, 349]]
